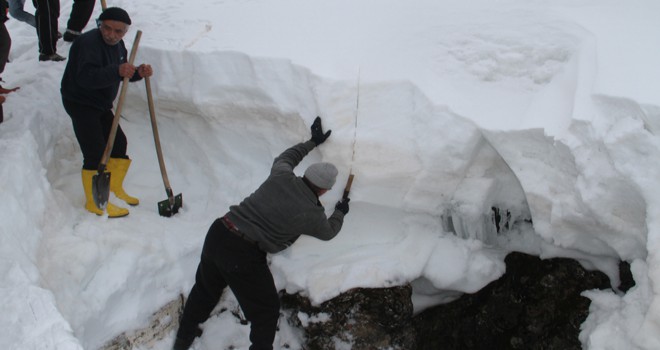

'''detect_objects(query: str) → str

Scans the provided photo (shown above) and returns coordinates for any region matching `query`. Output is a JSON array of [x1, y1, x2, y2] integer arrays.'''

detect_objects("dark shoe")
[[57, 31, 62, 39], [63, 29, 81, 42], [39, 53, 66, 62]]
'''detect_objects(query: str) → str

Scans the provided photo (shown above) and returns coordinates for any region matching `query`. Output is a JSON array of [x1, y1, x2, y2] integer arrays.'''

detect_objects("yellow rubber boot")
[[82, 169, 129, 218], [107, 157, 140, 206]]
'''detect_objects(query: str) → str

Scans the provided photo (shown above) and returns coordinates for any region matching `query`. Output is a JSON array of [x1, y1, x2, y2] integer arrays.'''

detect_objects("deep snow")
[[1, 0, 660, 349]]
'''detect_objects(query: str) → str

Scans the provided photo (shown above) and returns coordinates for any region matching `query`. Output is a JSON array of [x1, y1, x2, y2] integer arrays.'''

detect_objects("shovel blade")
[[92, 172, 111, 209], [158, 193, 182, 217]]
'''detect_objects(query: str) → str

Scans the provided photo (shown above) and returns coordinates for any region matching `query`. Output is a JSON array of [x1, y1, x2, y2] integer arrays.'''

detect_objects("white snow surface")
[[1, 0, 660, 349]]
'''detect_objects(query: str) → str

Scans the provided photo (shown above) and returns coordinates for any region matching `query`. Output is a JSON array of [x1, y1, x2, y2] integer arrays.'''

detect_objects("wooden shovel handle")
[[98, 30, 142, 172], [343, 174, 354, 199], [100, 0, 107, 10], [145, 76, 173, 191]]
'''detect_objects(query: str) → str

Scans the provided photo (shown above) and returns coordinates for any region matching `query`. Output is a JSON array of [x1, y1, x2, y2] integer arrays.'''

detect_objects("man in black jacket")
[[61, 7, 153, 217], [173, 117, 351, 350]]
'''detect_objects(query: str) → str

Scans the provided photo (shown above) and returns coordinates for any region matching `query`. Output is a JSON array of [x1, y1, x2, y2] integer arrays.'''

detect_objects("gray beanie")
[[304, 162, 338, 190]]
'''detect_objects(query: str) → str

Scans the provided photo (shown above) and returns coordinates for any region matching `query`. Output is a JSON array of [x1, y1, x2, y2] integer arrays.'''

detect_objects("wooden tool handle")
[[342, 174, 354, 199], [98, 30, 142, 172], [145, 76, 173, 191]]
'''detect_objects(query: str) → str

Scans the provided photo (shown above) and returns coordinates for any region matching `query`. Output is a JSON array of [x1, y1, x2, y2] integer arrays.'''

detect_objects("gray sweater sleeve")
[[271, 140, 317, 175], [302, 208, 345, 241], [226, 140, 345, 253]]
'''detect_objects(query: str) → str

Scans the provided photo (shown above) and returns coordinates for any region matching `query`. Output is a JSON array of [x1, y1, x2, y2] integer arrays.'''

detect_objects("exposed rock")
[[280, 252, 633, 349], [280, 286, 416, 349], [412, 252, 619, 350], [618, 260, 635, 292]]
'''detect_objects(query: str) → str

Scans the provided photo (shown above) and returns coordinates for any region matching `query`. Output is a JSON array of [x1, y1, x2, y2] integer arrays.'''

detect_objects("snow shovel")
[[92, 30, 142, 209], [145, 76, 182, 217]]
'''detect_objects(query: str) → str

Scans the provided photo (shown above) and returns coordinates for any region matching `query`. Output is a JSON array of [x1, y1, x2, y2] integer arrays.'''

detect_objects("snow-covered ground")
[[2, 0, 660, 349]]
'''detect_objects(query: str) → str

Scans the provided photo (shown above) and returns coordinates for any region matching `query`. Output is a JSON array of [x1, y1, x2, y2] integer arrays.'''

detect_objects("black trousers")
[[66, 0, 95, 32], [0, 19, 7, 124], [32, 0, 59, 55], [177, 219, 280, 350], [0, 21, 10, 76], [62, 98, 128, 170]]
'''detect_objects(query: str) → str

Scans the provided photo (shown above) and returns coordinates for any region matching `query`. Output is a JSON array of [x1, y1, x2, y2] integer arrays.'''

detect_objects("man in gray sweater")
[[173, 116, 350, 350]]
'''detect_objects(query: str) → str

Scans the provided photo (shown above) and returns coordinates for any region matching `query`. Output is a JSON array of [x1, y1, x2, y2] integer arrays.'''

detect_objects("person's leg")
[[47, 0, 60, 49], [0, 22, 10, 76], [0, 96, 5, 124], [64, 0, 94, 41], [34, 0, 63, 60], [230, 269, 280, 350], [63, 100, 106, 170], [108, 122, 128, 159], [175, 220, 229, 349], [0, 23, 9, 125], [33, 0, 49, 54], [62, 99, 129, 217], [102, 117, 139, 205], [220, 237, 280, 350], [8, 0, 37, 27], [76, 107, 140, 205], [65, 107, 128, 169]]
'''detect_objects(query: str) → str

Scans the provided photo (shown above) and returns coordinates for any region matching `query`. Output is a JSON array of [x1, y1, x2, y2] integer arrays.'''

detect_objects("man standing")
[[60, 7, 153, 217], [33, 0, 64, 61], [173, 117, 351, 350]]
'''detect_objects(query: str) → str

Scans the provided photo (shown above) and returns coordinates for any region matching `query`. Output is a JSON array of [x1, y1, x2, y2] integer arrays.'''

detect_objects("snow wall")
[[2, 43, 659, 349]]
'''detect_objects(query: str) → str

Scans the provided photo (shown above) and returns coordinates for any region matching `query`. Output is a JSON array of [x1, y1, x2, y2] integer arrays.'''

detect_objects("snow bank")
[[3, 0, 660, 348]]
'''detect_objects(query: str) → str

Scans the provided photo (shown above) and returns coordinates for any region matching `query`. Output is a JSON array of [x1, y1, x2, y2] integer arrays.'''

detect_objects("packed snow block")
[[404, 119, 485, 214], [340, 80, 491, 211], [439, 133, 530, 246], [443, 177, 499, 244], [136, 47, 319, 122], [484, 126, 647, 263]]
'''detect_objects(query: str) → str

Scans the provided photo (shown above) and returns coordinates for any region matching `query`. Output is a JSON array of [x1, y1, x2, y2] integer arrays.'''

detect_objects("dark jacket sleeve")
[[1, 1, 8, 22], [75, 40, 141, 89]]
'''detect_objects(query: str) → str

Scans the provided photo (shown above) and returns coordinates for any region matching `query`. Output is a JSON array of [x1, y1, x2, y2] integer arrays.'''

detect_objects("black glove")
[[335, 197, 350, 215], [310, 116, 332, 146]]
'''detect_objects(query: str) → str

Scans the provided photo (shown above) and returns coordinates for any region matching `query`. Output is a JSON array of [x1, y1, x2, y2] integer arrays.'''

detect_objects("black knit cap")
[[98, 7, 132, 25]]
